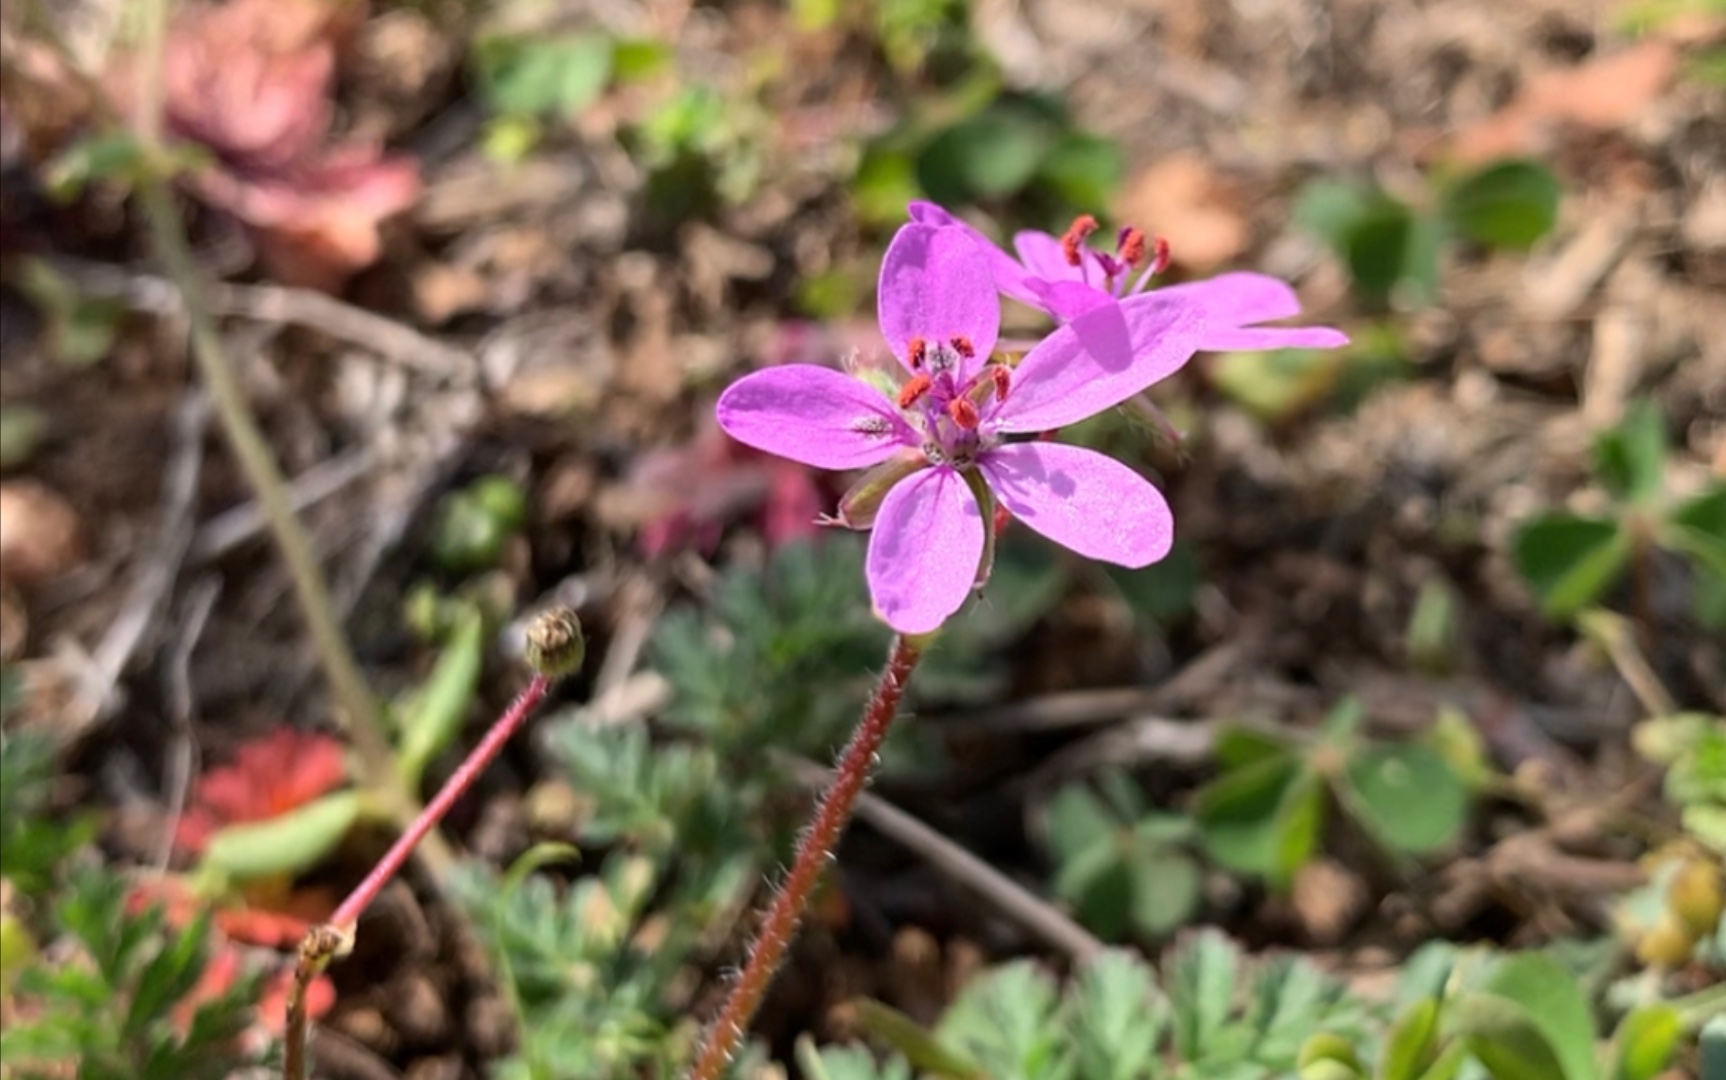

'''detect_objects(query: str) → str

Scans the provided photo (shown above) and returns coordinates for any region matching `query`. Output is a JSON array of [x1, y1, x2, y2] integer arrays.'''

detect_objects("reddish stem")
[[329, 673, 551, 931], [284, 673, 553, 1080], [687, 635, 924, 1080]]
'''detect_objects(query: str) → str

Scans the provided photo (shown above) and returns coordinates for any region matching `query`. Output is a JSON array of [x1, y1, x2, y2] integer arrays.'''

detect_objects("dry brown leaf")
[[0, 480, 84, 587], [1448, 42, 1678, 164], [1115, 153, 1249, 271]]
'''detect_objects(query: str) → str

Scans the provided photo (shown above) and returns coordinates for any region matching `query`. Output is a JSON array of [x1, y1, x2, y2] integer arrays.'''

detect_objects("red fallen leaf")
[[192, 144, 420, 291], [174, 727, 349, 856], [178, 939, 335, 1038], [632, 415, 826, 559], [223, 878, 338, 949], [157, 0, 346, 172], [129, 874, 336, 950]]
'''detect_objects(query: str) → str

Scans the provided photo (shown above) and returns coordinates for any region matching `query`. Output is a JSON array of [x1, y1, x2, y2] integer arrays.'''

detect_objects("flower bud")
[[836, 456, 926, 529], [525, 606, 585, 679]]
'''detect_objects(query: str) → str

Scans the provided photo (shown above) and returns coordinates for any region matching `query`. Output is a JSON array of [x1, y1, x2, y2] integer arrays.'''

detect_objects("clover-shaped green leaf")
[[1593, 401, 1668, 504], [1340, 743, 1468, 855], [1448, 953, 1597, 1080], [1443, 159, 1561, 251], [1511, 514, 1629, 618]]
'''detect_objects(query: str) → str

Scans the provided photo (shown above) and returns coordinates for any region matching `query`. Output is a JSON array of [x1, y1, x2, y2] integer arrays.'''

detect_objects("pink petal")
[[878, 223, 1000, 372], [980, 442, 1173, 567], [1155, 272, 1303, 326], [1154, 273, 1346, 351], [1025, 279, 1114, 321], [1013, 231, 1077, 283], [717, 366, 917, 470], [909, 202, 1043, 310], [907, 200, 958, 226], [866, 466, 983, 634], [996, 292, 1205, 433], [1201, 326, 1351, 351]]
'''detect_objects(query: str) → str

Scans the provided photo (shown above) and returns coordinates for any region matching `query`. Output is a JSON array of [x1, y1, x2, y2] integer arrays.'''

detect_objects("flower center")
[[895, 337, 1009, 468], [1060, 215, 1171, 296]]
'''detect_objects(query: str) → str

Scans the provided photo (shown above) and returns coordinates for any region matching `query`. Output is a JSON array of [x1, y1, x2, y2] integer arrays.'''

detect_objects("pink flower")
[[907, 201, 1349, 355], [717, 222, 1211, 634]]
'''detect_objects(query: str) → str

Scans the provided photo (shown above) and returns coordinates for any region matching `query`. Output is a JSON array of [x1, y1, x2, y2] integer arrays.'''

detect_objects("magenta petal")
[[1155, 272, 1304, 326], [981, 442, 1173, 567], [1026, 279, 1114, 321], [878, 224, 1000, 371], [909, 203, 1043, 311], [907, 200, 958, 226], [716, 366, 917, 470], [865, 466, 983, 634], [996, 292, 1205, 433], [1013, 231, 1076, 283], [1201, 326, 1351, 351]]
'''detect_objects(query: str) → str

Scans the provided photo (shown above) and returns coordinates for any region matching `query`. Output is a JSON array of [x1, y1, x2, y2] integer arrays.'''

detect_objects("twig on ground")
[[152, 575, 220, 873], [297, 1029, 404, 1080], [591, 573, 663, 701], [934, 637, 1253, 737], [70, 391, 208, 729], [47, 256, 474, 379], [937, 687, 1168, 737], [189, 449, 377, 563], [1031, 715, 1218, 786], [782, 754, 1106, 962]]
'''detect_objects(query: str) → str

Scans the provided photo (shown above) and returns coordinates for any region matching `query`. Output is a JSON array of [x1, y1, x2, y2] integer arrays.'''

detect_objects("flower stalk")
[[283, 607, 583, 1080], [687, 633, 925, 1080]]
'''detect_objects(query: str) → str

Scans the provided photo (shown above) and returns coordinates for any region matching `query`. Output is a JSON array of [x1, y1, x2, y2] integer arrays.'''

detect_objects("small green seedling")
[[837, 932, 1371, 1080], [1193, 698, 1472, 888], [1633, 714, 1726, 856], [470, 30, 669, 162], [1511, 399, 1726, 626], [428, 474, 529, 574], [1300, 945, 1687, 1080], [1041, 769, 1203, 941], [1296, 158, 1562, 308]]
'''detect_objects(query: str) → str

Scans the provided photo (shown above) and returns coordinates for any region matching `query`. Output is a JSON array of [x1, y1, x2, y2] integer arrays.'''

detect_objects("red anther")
[[896, 373, 932, 408], [1118, 227, 1147, 268], [947, 397, 980, 430], [950, 335, 975, 359], [907, 336, 928, 369], [992, 505, 1012, 537], [987, 364, 1011, 401], [1148, 236, 1171, 275], [1061, 214, 1099, 267]]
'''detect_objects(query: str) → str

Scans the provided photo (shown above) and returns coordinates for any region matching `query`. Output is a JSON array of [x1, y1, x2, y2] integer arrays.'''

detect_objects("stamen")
[[896, 374, 932, 408], [947, 398, 980, 430], [1061, 215, 1098, 267], [1118, 227, 1147, 268], [950, 336, 974, 359], [907, 336, 927, 369], [993, 505, 1012, 537], [988, 364, 1011, 401], [1148, 236, 1171, 276]]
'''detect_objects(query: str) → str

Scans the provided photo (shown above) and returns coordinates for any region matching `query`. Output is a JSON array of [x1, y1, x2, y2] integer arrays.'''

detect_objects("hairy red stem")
[[329, 673, 551, 930], [687, 635, 924, 1080]]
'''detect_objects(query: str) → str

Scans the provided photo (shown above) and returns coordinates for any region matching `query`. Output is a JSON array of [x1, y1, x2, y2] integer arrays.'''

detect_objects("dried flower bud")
[[836, 455, 926, 529], [525, 606, 585, 679]]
